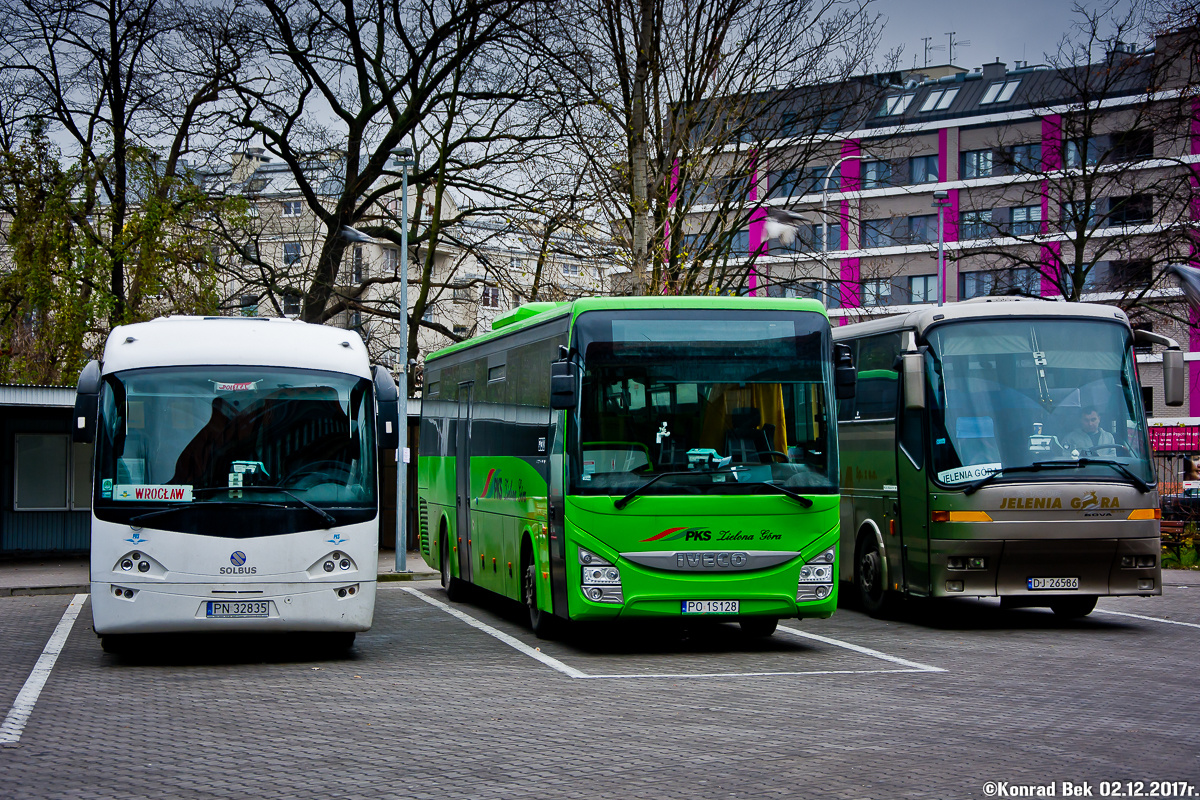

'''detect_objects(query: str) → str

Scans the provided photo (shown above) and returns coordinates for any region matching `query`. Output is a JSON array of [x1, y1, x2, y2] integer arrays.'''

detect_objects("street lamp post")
[[933, 189, 951, 306], [393, 147, 414, 573]]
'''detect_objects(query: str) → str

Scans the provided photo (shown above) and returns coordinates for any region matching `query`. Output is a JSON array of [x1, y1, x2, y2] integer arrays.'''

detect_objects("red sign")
[[1149, 425, 1200, 452]]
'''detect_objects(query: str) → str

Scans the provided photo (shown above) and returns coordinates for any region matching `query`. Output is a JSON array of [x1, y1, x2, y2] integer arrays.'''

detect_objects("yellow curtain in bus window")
[[700, 383, 788, 452]]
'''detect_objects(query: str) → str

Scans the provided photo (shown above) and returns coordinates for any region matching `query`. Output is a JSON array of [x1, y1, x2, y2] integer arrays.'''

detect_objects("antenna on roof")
[[946, 32, 971, 65], [921, 36, 945, 68]]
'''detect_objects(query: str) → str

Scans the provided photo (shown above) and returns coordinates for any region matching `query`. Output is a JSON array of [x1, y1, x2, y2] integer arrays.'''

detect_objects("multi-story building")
[[703, 30, 1199, 419]]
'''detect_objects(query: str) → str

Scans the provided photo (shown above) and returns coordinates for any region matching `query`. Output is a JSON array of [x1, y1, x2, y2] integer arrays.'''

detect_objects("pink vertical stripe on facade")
[[838, 140, 862, 308], [1187, 104, 1200, 414], [748, 156, 764, 296], [1040, 115, 1063, 297], [665, 159, 679, 253]]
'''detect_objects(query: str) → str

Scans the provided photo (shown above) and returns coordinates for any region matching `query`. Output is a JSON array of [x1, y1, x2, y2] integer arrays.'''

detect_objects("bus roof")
[[100, 317, 373, 379], [427, 295, 830, 362], [832, 297, 1131, 341]]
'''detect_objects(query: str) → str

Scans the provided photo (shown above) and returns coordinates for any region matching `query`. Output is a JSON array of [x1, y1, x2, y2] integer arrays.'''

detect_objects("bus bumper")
[[928, 537, 1161, 599], [90, 580, 376, 634]]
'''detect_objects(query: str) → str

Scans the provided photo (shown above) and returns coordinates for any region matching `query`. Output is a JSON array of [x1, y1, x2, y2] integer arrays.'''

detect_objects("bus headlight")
[[579, 548, 623, 603], [797, 547, 835, 602]]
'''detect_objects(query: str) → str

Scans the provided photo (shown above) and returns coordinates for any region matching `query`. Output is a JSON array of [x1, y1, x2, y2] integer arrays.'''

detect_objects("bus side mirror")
[[834, 344, 856, 400], [373, 364, 400, 449], [73, 360, 101, 444], [550, 360, 579, 410], [902, 352, 926, 410], [1163, 348, 1184, 407]]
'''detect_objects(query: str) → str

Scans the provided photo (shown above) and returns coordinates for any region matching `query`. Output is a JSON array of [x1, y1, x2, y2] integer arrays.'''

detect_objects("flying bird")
[[762, 208, 810, 246], [1167, 263, 1200, 310]]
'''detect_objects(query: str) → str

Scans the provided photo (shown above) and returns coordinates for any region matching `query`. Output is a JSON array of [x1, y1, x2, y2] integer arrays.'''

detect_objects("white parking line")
[[1093, 608, 1200, 629], [404, 588, 944, 679], [0, 594, 87, 745]]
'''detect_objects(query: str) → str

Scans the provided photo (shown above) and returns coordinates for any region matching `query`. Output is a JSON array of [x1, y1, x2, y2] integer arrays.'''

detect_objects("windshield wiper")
[[194, 485, 338, 526], [741, 481, 813, 508], [1041, 458, 1151, 493], [962, 459, 1150, 495], [614, 470, 696, 510]]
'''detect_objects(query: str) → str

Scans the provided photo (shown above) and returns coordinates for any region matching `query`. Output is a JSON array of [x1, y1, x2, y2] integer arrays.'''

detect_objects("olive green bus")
[[417, 296, 854, 637], [834, 298, 1183, 618]]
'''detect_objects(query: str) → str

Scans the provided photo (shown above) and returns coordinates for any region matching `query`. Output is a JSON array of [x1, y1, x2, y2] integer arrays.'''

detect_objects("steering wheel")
[[755, 450, 791, 463], [283, 460, 353, 486], [1084, 443, 1133, 458]]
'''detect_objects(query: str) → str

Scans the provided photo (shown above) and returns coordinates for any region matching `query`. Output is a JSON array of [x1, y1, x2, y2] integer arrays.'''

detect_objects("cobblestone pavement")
[[1, 581, 1198, 800]]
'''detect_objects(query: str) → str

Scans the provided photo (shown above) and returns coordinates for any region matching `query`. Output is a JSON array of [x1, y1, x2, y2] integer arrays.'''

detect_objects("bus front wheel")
[[857, 536, 895, 619], [1050, 596, 1097, 619], [523, 557, 556, 640]]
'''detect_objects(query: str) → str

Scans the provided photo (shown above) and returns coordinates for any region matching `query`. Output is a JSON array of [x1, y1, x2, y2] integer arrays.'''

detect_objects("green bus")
[[834, 298, 1182, 619], [416, 296, 855, 637]]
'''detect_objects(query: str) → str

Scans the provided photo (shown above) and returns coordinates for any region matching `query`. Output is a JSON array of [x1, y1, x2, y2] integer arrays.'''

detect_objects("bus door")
[[896, 404, 931, 595], [456, 381, 474, 583]]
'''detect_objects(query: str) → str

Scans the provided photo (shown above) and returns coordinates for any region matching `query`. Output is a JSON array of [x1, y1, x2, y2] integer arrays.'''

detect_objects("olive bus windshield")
[[570, 310, 837, 497], [93, 366, 377, 535], [925, 318, 1153, 488]]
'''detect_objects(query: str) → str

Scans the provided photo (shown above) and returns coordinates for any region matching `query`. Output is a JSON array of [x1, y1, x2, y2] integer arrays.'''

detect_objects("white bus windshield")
[[925, 319, 1153, 487], [93, 366, 377, 535], [570, 309, 837, 496]]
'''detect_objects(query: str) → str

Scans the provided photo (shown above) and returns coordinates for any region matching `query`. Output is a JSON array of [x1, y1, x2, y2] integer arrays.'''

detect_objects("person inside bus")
[[1062, 406, 1115, 454]]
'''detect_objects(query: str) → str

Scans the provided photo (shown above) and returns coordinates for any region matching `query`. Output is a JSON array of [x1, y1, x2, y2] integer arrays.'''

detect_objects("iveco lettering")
[[835, 298, 1176, 619], [418, 296, 855, 638], [74, 316, 401, 652]]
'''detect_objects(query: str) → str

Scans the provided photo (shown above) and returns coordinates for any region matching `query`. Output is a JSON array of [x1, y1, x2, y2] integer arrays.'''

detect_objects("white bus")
[[73, 317, 399, 652]]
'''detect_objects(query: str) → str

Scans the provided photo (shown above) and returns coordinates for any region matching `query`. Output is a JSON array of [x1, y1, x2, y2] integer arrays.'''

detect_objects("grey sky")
[[872, 0, 1142, 71]]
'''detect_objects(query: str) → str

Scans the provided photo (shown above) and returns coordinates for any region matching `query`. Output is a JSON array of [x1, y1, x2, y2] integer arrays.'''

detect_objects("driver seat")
[[726, 408, 772, 464]]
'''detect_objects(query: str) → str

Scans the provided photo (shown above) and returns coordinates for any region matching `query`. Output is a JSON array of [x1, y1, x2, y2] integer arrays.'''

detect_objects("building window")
[[239, 295, 257, 316], [907, 214, 937, 244], [960, 268, 1040, 299], [909, 274, 937, 304], [862, 218, 902, 248], [1061, 200, 1100, 230], [861, 160, 894, 189], [1107, 260, 1152, 290], [861, 279, 893, 306], [909, 154, 939, 185], [877, 94, 914, 117], [769, 165, 840, 198], [1109, 194, 1154, 226], [817, 223, 842, 252], [961, 149, 993, 179], [960, 210, 992, 240], [15, 434, 69, 510], [1066, 137, 1100, 168], [283, 242, 302, 265], [283, 293, 301, 316], [282, 200, 302, 217], [561, 262, 581, 277], [481, 286, 501, 308], [1112, 129, 1154, 162], [452, 283, 471, 303], [980, 79, 1021, 104], [1132, 321, 1155, 354], [1009, 205, 1042, 235], [730, 230, 750, 254], [919, 87, 959, 112], [452, 325, 469, 337], [1006, 143, 1042, 173], [351, 246, 364, 282], [349, 310, 362, 331], [385, 248, 400, 274]]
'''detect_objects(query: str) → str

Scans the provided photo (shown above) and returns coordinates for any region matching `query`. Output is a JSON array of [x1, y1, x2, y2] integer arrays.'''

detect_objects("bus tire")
[[440, 525, 466, 602], [857, 535, 895, 619], [523, 551, 555, 640], [100, 634, 132, 654], [739, 617, 778, 637], [1050, 596, 1097, 619]]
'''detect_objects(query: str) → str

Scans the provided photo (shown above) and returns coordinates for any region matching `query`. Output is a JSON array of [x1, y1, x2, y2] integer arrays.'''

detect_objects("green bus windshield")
[[570, 309, 837, 496], [925, 318, 1153, 486]]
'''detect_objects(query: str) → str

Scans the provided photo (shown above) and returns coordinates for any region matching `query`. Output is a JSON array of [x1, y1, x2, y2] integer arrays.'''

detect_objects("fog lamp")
[[121, 559, 133, 571], [945, 581, 964, 593], [323, 561, 335, 573]]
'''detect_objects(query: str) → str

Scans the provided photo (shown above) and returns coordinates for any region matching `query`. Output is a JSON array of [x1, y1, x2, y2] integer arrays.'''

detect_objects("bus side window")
[[836, 340, 858, 422]]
